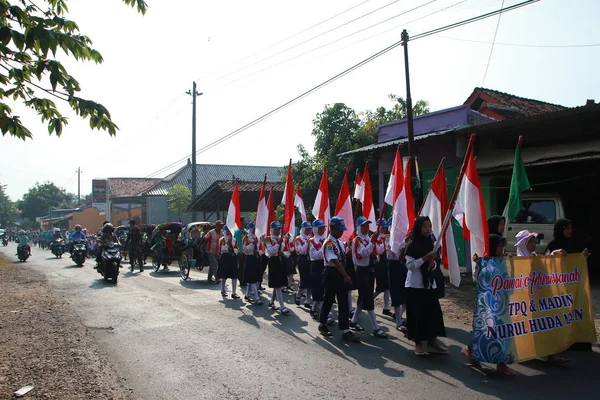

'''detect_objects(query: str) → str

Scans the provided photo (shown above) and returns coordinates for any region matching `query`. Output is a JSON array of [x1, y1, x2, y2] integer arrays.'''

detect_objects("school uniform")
[[309, 236, 326, 302], [294, 234, 311, 290], [319, 234, 349, 331], [242, 233, 262, 284], [265, 235, 287, 289], [373, 235, 390, 293], [387, 236, 407, 308], [217, 236, 239, 279], [352, 233, 376, 311]]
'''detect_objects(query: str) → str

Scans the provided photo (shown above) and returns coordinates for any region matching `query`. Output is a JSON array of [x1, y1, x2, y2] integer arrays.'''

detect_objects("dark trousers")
[[319, 267, 349, 331]]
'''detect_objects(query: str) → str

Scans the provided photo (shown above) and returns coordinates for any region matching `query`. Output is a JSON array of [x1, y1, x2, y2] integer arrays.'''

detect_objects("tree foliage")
[[167, 184, 191, 220], [19, 181, 76, 219], [291, 95, 429, 216], [0, 181, 15, 226], [0, 0, 147, 140]]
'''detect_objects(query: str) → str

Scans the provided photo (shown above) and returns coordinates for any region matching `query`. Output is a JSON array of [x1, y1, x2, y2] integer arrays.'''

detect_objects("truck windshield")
[[512, 200, 556, 224]]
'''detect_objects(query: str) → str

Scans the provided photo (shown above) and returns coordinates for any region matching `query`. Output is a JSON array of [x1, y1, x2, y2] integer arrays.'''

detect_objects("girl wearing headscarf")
[[404, 216, 447, 356], [515, 230, 539, 256], [242, 222, 262, 305], [294, 222, 313, 307], [487, 215, 506, 236], [217, 226, 240, 299], [265, 221, 291, 315], [462, 234, 517, 375]]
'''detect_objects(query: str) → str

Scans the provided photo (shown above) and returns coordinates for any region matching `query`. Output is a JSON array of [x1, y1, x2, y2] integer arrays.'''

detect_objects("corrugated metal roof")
[[142, 164, 283, 196], [337, 128, 461, 156]]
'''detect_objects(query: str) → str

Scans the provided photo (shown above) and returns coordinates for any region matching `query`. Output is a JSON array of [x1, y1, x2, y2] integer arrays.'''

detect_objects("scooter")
[[17, 245, 31, 262], [51, 239, 64, 258], [97, 242, 121, 284], [71, 240, 87, 267]]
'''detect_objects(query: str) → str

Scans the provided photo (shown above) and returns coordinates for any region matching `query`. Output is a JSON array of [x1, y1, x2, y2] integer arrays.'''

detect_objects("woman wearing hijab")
[[294, 222, 313, 307], [242, 222, 262, 305], [487, 215, 506, 236], [515, 230, 539, 256], [405, 216, 447, 356], [217, 226, 240, 299], [462, 234, 517, 376]]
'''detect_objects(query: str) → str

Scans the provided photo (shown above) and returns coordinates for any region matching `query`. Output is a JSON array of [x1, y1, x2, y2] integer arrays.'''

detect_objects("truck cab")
[[504, 193, 565, 255]]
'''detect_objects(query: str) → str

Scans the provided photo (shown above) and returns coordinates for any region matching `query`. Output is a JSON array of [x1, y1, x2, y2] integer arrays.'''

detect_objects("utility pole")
[[401, 29, 419, 210], [186, 82, 203, 222], [76, 167, 82, 207]]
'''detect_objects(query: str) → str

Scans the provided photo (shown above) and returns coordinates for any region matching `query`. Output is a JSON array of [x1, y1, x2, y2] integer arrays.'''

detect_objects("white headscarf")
[[312, 227, 326, 242], [516, 235, 536, 256]]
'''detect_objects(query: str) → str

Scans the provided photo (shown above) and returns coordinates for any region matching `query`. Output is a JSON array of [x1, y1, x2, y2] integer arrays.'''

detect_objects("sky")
[[1, 0, 599, 200]]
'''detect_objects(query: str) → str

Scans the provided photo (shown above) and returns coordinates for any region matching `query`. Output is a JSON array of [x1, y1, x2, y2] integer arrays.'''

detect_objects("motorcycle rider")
[[95, 223, 121, 268], [69, 225, 87, 257], [126, 219, 144, 272], [16, 230, 31, 256]]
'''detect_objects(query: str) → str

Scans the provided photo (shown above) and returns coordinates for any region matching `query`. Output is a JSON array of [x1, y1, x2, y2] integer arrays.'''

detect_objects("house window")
[[512, 200, 556, 224]]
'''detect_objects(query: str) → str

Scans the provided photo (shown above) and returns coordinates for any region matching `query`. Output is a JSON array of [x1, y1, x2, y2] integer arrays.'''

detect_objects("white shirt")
[[265, 235, 282, 258], [242, 233, 259, 256], [405, 255, 438, 289], [323, 235, 343, 266], [309, 236, 325, 261], [294, 235, 310, 256], [352, 233, 374, 267]]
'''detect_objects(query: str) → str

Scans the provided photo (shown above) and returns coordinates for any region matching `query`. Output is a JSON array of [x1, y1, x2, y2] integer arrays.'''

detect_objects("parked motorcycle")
[[17, 245, 31, 262], [71, 239, 87, 267], [97, 242, 121, 283], [51, 239, 64, 258]]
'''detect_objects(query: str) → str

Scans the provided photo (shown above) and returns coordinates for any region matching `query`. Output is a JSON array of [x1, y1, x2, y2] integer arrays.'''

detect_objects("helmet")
[[104, 223, 114, 231], [18, 230, 25, 235], [75, 225, 82, 231]]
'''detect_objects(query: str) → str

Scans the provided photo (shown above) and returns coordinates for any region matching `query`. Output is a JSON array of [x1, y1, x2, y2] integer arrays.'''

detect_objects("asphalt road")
[[2, 243, 599, 400]]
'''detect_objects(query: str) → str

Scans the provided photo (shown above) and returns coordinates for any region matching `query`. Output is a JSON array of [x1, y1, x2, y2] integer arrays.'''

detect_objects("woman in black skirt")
[[373, 219, 392, 316], [294, 222, 313, 306], [242, 222, 262, 305], [217, 226, 240, 299], [265, 221, 290, 315], [405, 216, 447, 356]]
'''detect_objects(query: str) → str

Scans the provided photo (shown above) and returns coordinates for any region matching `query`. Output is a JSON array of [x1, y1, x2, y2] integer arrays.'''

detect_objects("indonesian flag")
[[255, 180, 269, 238], [362, 163, 376, 225], [335, 165, 353, 242], [266, 189, 276, 231], [403, 158, 416, 233], [453, 147, 489, 279], [281, 161, 295, 236], [294, 183, 307, 222], [420, 164, 460, 287], [385, 148, 410, 254], [353, 170, 363, 201], [312, 168, 331, 225], [226, 181, 241, 232]]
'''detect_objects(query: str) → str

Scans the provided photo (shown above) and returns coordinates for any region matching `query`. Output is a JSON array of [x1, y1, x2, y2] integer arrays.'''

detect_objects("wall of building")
[[67, 207, 142, 232]]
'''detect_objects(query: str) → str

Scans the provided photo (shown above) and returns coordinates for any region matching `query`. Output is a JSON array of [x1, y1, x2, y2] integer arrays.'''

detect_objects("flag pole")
[[352, 167, 361, 224], [434, 134, 476, 251]]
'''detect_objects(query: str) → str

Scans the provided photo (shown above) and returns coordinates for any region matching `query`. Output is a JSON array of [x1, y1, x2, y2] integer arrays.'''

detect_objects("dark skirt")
[[374, 256, 390, 292], [238, 254, 245, 283], [310, 260, 325, 301], [345, 255, 358, 290], [356, 265, 375, 311], [243, 254, 262, 284], [405, 287, 446, 342], [388, 259, 407, 306], [268, 256, 287, 288], [285, 256, 296, 276], [217, 253, 238, 279], [297, 255, 311, 289]]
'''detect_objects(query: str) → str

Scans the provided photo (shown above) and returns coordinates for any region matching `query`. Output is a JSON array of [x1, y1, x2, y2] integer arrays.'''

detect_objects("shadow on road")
[[88, 278, 118, 289]]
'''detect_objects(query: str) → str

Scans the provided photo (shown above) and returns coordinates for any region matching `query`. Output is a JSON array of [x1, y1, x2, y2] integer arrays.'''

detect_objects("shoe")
[[349, 322, 364, 332], [244, 296, 250, 301], [342, 331, 360, 343], [295, 298, 301, 306], [382, 309, 393, 317], [281, 307, 291, 315], [140, 268, 144, 272], [255, 300, 263, 305], [231, 294, 241, 299], [221, 291, 227, 297], [373, 329, 388, 339], [326, 317, 335, 326], [318, 324, 332, 337]]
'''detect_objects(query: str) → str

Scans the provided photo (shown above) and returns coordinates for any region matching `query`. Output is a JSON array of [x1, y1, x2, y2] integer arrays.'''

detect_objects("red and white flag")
[[385, 149, 410, 254], [453, 146, 489, 279], [294, 183, 307, 222], [312, 169, 331, 225], [420, 163, 460, 287], [335, 165, 353, 242], [226, 181, 242, 232], [403, 158, 416, 233], [255, 180, 268, 238], [361, 163, 376, 225], [281, 161, 295, 236], [353, 170, 363, 201], [266, 189, 276, 231]]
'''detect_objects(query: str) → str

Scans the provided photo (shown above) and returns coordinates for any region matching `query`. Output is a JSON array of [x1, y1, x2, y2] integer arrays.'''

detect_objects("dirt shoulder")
[[0, 256, 131, 399]]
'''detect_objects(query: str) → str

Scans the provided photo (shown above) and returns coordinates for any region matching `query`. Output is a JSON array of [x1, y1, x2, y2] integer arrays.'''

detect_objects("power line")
[[221, 0, 440, 88], [146, 0, 540, 179], [203, 0, 404, 85], [481, 0, 505, 86], [436, 35, 600, 48]]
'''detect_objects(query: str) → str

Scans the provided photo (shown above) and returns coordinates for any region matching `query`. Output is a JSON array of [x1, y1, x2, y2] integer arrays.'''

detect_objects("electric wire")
[[436, 35, 600, 48], [145, 0, 540, 179], [481, 0, 505, 86]]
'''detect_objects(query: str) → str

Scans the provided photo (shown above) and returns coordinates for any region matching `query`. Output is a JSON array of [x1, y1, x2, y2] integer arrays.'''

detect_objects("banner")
[[92, 179, 107, 214], [471, 254, 596, 364]]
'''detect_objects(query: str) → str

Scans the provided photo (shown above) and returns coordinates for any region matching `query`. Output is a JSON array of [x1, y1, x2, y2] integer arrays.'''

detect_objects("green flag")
[[505, 140, 531, 221]]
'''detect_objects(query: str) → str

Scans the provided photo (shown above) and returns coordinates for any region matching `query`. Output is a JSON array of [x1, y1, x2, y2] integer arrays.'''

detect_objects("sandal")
[[415, 344, 426, 356], [461, 347, 481, 367], [373, 329, 388, 339], [497, 363, 516, 376]]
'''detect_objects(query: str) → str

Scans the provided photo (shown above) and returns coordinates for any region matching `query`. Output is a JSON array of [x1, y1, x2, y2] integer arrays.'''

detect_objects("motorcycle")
[[51, 239, 64, 258], [17, 245, 31, 262], [71, 239, 87, 267], [98, 242, 121, 283], [1, 237, 7, 246]]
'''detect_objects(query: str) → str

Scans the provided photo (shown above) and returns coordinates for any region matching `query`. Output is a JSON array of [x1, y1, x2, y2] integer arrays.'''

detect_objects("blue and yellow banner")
[[471, 254, 596, 364]]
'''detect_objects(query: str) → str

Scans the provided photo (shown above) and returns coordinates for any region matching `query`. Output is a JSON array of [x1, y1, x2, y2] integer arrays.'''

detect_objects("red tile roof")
[[107, 178, 162, 198], [465, 87, 567, 120]]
